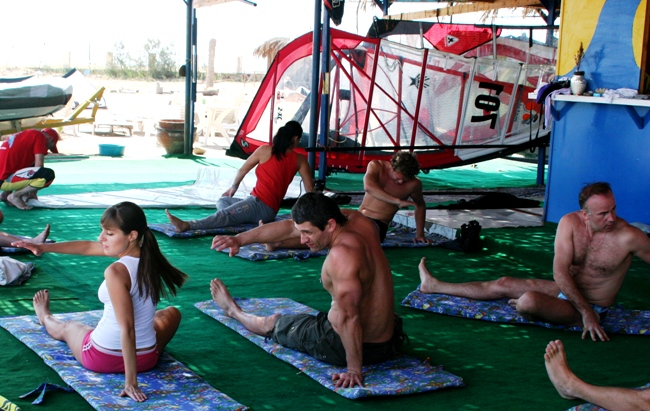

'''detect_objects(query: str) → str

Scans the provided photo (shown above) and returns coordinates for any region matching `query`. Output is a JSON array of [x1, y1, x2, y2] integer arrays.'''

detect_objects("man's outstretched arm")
[[211, 219, 298, 256]]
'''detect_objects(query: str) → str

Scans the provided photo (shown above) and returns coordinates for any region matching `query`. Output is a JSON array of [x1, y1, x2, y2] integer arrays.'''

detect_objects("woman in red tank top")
[[166, 121, 314, 232]]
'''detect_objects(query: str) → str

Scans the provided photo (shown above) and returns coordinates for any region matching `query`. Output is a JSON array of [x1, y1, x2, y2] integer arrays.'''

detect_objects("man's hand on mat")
[[413, 236, 431, 244], [212, 235, 241, 256], [332, 370, 364, 388], [581, 312, 610, 342], [120, 384, 147, 402]]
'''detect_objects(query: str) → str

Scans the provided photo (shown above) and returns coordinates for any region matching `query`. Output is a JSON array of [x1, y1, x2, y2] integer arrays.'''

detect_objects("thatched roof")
[[385, 0, 549, 20], [253, 37, 290, 59], [253, 37, 290, 68]]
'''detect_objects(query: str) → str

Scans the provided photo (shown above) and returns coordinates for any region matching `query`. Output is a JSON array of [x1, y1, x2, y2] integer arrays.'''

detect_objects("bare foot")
[[32, 224, 51, 244], [508, 298, 519, 308], [210, 278, 243, 318], [33, 290, 52, 325], [210, 278, 280, 335], [165, 209, 189, 232], [418, 257, 441, 293], [544, 340, 578, 400], [7, 193, 32, 210]]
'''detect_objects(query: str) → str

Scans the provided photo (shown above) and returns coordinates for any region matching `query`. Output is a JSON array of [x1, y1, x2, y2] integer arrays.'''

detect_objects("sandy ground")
[[3, 74, 545, 202], [52, 77, 260, 159]]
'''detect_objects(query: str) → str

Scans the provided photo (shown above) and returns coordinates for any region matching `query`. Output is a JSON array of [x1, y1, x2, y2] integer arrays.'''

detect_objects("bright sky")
[[0, 0, 549, 74]]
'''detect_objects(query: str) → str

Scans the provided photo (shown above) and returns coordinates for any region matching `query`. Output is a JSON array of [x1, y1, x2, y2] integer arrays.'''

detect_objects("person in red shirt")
[[165, 121, 313, 232], [0, 128, 59, 210]]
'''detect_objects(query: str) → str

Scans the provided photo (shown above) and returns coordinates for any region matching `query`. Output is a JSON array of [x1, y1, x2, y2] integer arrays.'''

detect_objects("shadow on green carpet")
[[0, 158, 645, 411], [0, 207, 648, 410]]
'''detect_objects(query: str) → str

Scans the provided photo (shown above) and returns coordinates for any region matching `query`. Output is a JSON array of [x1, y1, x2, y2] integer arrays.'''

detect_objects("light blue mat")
[[195, 298, 464, 399], [402, 290, 650, 335], [149, 214, 292, 238], [0, 310, 247, 410], [223, 225, 449, 261]]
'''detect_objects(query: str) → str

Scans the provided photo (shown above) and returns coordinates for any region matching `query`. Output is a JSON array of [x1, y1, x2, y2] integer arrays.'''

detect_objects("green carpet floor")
[[0, 156, 647, 411]]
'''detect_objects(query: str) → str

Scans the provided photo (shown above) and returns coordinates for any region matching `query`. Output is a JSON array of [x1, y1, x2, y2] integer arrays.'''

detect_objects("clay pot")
[[155, 119, 193, 154], [570, 71, 588, 96]]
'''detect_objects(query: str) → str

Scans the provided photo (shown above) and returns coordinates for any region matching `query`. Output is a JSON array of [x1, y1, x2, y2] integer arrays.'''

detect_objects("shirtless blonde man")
[[211, 192, 401, 387], [418, 182, 650, 341], [261, 151, 428, 251], [359, 151, 429, 243]]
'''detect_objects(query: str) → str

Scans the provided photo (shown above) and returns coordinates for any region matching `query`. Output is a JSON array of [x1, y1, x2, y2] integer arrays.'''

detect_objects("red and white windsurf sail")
[[227, 24, 555, 173]]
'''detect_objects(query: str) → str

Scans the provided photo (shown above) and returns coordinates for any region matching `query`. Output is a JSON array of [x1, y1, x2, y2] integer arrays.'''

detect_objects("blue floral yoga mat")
[[223, 243, 329, 261], [195, 298, 464, 400], [402, 290, 650, 335], [149, 222, 258, 238], [223, 226, 449, 261], [148, 214, 292, 238], [567, 383, 650, 410], [0, 310, 247, 411]]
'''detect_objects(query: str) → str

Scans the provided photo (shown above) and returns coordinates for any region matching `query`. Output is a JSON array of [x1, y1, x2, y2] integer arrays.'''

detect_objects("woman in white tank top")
[[17, 201, 188, 402]]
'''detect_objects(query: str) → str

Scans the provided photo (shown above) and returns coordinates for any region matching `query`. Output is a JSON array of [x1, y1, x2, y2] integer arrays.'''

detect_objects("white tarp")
[[27, 166, 309, 209]]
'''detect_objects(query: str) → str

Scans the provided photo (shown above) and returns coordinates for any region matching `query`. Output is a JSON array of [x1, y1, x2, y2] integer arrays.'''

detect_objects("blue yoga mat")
[[148, 214, 292, 238], [0, 310, 247, 411], [402, 289, 650, 335], [195, 298, 464, 400], [223, 225, 449, 261]]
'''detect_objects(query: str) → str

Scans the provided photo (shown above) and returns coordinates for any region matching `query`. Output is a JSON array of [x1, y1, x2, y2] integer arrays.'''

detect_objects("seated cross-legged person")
[[0, 128, 59, 210]]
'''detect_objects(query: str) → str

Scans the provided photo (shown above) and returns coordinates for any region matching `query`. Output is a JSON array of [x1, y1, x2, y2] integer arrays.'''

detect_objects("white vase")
[[570, 71, 588, 96]]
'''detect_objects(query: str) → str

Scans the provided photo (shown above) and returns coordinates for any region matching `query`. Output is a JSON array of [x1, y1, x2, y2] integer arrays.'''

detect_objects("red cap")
[[41, 128, 60, 153]]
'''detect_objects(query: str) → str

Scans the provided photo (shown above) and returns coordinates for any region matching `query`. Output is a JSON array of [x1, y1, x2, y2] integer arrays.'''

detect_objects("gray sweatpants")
[[188, 195, 277, 230]]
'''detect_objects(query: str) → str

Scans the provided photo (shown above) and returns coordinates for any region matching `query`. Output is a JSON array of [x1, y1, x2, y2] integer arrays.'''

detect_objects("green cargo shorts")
[[267, 312, 404, 366]]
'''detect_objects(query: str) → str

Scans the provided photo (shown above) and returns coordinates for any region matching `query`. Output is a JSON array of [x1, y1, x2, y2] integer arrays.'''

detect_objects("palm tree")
[[253, 37, 290, 69]]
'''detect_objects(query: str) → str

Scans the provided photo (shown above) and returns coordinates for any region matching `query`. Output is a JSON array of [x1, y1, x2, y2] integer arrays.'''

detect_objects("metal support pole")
[[308, 0, 322, 177], [537, 0, 556, 185], [536, 145, 546, 185], [184, 0, 193, 155], [188, 9, 198, 155], [318, 11, 331, 186]]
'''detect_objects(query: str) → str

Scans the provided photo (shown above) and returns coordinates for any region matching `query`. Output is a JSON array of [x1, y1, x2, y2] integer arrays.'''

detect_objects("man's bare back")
[[320, 211, 395, 344]]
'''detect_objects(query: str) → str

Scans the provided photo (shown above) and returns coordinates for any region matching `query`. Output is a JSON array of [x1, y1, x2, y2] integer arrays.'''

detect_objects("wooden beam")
[[386, 0, 543, 20]]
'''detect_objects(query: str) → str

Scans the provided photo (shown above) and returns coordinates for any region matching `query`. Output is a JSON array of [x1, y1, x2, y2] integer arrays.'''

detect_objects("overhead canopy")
[[377, 0, 557, 20], [193, 0, 256, 8]]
